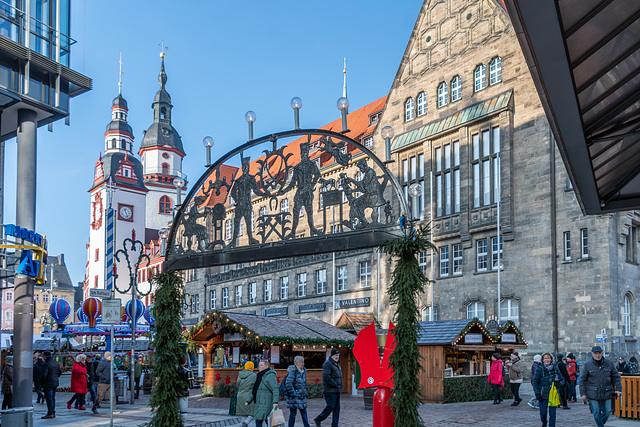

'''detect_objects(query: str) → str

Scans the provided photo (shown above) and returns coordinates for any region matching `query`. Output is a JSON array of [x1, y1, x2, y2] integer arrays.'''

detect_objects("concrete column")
[[14, 108, 37, 408]]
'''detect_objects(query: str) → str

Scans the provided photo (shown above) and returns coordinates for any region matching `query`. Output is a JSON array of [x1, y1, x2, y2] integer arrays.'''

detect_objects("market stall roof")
[[417, 319, 474, 346], [33, 338, 81, 352], [505, 0, 640, 214], [335, 312, 382, 335], [188, 311, 356, 347], [113, 340, 151, 352]]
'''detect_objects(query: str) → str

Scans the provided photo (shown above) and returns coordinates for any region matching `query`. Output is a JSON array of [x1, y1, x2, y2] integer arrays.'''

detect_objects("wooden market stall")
[[186, 311, 356, 393], [416, 318, 527, 403]]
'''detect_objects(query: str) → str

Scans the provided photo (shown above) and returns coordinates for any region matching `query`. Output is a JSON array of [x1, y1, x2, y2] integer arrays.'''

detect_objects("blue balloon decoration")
[[49, 299, 71, 325], [124, 299, 145, 324], [77, 307, 88, 323], [143, 306, 155, 326]]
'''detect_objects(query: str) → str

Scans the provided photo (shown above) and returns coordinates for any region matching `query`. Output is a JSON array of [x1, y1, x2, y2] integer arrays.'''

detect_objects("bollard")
[[0, 407, 34, 426], [373, 386, 395, 427]]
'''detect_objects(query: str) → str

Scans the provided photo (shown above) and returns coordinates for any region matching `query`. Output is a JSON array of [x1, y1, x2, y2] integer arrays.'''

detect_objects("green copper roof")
[[391, 90, 513, 151]]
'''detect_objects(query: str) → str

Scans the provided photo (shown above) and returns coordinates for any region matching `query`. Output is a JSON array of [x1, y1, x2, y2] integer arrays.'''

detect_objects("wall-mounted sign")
[[464, 333, 483, 344], [181, 318, 198, 326], [262, 307, 288, 317], [224, 333, 244, 342], [501, 333, 517, 343], [295, 303, 326, 314], [335, 297, 370, 310]]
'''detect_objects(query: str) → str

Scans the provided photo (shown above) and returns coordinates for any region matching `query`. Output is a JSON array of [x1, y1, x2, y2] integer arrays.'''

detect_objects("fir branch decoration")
[[146, 271, 185, 427], [379, 222, 436, 427]]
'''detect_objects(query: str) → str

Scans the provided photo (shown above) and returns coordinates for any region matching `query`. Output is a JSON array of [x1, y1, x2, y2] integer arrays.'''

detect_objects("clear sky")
[[2, 1, 423, 287]]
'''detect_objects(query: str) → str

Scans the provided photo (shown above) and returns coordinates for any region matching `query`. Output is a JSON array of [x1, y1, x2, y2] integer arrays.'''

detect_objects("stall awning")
[[335, 312, 381, 335], [505, 0, 640, 214]]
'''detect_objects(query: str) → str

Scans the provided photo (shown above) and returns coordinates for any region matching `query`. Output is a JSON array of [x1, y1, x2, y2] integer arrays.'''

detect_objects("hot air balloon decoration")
[[76, 307, 88, 323], [124, 298, 145, 327], [121, 307, 130, 323], [82, 297, 102, 328], [143, 304, 155, 326], [48, 299, 71, 329]]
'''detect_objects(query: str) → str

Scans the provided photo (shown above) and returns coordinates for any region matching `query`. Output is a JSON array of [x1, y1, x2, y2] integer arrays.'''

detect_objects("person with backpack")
[[566, 353, 578, 402], [245, 359, 278, 427], [283, 355, 311, 427], [237, 361, 256, 427]]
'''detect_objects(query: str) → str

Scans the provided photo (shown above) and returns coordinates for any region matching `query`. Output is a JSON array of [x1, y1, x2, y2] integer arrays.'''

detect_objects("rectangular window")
[[222, 288, 229, 308], [359, 261, 371, 288], [5, 292, 12, 302], [95, 249, 99, 261], [466, 302, 485, 322], [626, 226, 637, 263], [297, 273, 307, 297], [452, 244, 462, 275], [564, 231, 571, 261], [43, 294, 49, 303], [249, 282, 256, 304], [581, 228, 589, 258], [403, 154, 424, 219], [472, 127, 500, 209], [624, 296, 631, 336], [264, 279, 272, 302], [419, 251, 428, 274], [210, 290, 217, 310], [235, 285, 242, 306], [225, 220, 232, 240], [439, 246, 450, 277], [476, 239, 488, 272], [316, 269, 327, 294], [280, 276, 289, 300], [337, 265, 347, 291], [500, 298, 519, 325], [191, 295, 200, 313], [491, 236, 503, 270]]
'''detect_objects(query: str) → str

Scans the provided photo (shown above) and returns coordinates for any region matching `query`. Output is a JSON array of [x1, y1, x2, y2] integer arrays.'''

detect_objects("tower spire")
[[118, 52, 123, 94], [343, 57, 348, 113], [158, 42, 168, 90]]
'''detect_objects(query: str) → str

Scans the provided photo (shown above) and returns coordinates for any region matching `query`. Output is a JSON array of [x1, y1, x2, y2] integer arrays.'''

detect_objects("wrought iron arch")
[[164, 128, 409, 271]]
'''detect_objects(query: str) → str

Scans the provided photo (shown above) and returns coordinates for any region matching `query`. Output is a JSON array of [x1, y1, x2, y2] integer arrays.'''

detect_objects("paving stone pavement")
[[8, 384, 640, 426]]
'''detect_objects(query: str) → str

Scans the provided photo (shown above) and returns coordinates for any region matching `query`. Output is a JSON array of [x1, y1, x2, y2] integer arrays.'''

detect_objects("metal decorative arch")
[[164, 128, 409, 271]]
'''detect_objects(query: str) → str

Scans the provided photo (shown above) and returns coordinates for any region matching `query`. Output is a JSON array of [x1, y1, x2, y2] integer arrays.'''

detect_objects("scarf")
[[252, 369, 269, 402]]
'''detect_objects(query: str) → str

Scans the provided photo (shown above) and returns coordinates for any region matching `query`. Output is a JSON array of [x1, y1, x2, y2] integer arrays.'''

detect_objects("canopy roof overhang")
[[505, 0, 640, 214]]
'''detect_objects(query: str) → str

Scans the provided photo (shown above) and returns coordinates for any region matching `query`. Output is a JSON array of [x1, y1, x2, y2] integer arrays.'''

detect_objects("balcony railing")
[[143, 167, 187, 181]]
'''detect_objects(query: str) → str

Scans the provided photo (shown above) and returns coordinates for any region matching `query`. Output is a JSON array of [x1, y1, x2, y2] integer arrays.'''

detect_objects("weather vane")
[[118, 52, 123, 94], [159, 41, 169, 58]]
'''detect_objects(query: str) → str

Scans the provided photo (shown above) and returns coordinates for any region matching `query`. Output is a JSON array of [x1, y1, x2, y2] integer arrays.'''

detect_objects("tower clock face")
[[118, 204, 133, 221]]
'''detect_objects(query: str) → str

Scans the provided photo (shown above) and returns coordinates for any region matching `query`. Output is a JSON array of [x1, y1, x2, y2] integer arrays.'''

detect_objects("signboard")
[[270, 345, 280, 364], [295, 302, 326, 314], [262, 307, 288, 317], [181, 318, 198, 326], [335, 297, 370, 310], [90, 288, 112, 299], [464, 333, 483, 344], [596, 334, 606, 342], [501, 333, 517, 343], [101, 298, 121, 325]]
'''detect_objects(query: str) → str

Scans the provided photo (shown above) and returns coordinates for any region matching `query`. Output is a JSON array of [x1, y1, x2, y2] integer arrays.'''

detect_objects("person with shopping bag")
[[533, 353, 564, 427], [245, 359, 280, 427]]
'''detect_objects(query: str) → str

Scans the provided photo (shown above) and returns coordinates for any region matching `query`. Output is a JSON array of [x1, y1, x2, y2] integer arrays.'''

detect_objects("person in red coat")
[[487, 352, 504, 404], [67, 354, 88, 410]]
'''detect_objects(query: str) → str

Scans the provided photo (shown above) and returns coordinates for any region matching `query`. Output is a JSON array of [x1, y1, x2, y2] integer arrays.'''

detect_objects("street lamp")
[[291, 97, 303, 130], [245, 110, 256, 140], [158, 228, 169, 255], [409, 182, 422, 221], [337, 97, 349, 133], [173, 176, 185, 206], [381, 126, 394, 162], [202, 136, 214, 167]]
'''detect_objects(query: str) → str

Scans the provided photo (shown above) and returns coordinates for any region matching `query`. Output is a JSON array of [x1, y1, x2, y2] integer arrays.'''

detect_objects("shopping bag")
[[549, 382, 561, 407], [268, 408, 286, 427], [228, 393, 237, 416]]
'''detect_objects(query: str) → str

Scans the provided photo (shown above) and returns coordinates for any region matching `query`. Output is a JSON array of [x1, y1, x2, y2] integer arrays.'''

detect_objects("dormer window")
[[369, 113, 379, 126]]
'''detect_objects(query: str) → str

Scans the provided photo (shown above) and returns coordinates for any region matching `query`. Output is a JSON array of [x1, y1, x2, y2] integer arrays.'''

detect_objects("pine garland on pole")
[[379, 222, 435, 427], [146, 270, 185, 427]]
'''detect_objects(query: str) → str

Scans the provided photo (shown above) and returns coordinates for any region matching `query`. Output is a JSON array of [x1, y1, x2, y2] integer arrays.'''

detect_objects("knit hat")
[[331, 348, 340, 356], [245, 361, 254, 370], [557, 353, 564, 359], [533, 354, 542, 363], [567, 353, 574, 359], [492, 352, 501, 360]]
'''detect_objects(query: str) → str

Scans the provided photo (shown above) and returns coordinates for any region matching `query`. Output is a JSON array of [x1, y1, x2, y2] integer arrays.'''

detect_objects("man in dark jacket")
[[314, 348, 342, 427], [41, 351, 61, 419], [566, 353, 578, 402], [85, 354, 96, 404], [33, 354, 45, 404], [2, 355, 13, 409], [579, 346, 622, 427], [556, 353, 571, 409], [616, 356, 631, 374], [91, 351, 113, 414]]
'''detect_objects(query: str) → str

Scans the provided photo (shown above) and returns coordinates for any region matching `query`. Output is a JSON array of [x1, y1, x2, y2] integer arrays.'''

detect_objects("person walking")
[[528, 354, 542, 408], [616, 356, 631, 374], [244, 359, 278, 427], [556, 353, 571, 409], [237, 361, 256, 427], [67, 354, 88, 410], [579, 345, 622, 427], [127, 359, 142, 399], [314, 348, 343, 427], [533, 353, 563, 427], [487, 353, 504, 405], [85, 354, 96, 405], [2, 355, 13, 409], [41, 351, 61, 419], [566, 353, 578, 402], [33, 353, 45, 404], [91, 351, 113, 414], [506, 352, 523, 406], [286, 355, 311, 427]]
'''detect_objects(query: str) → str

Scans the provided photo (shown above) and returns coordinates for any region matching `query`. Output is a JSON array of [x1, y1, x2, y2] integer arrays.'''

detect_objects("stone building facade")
[[181, 0, 640, 362]]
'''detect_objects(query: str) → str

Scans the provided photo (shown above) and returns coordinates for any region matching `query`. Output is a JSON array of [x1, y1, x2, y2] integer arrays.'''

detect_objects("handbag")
[[268, 408, 286, 427], [549, 382, 561, 407]]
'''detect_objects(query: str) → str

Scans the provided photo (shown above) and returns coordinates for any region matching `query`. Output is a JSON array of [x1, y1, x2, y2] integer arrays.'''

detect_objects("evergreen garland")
[[379, 223, 435, 427], [146, 271, 185, 427]]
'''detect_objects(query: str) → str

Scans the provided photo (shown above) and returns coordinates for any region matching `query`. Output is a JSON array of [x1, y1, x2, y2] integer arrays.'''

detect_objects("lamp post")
[[159, 228, 169, 256], [114, 234, 151, 404], [337, 97, 349, 133], [408, 182, 422, 221], [291, 97, 303, 130], [245, 111, 256, 140], [381, 126, 394, 163], [173, 177, 185, 206], [202, 136, 214, 167]]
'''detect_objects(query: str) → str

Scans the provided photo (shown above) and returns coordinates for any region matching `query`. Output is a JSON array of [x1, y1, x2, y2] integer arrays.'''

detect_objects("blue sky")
[[2, 1, 423, 286]]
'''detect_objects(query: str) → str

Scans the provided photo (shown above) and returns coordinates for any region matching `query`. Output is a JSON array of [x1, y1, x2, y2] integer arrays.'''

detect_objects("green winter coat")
[[246, 369, 279, 421], [236, 369, 256, 416]]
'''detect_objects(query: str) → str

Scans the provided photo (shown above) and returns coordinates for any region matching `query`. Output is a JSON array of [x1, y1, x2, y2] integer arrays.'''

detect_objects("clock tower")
[[86, 92, 148, 298]]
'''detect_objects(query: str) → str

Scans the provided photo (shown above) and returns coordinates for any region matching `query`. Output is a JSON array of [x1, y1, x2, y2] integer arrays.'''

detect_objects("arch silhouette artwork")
[[164, 128, 409, 271]]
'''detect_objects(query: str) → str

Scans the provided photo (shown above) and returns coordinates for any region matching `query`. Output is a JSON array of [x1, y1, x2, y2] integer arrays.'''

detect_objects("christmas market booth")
[[417, 318, 527, 403], [185, 311, 356, 393]]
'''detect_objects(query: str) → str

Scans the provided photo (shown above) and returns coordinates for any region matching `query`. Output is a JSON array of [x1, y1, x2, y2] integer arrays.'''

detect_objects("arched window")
[[111, 138, 116, 149], [405, 98, 415, 121], [121, 139, 126, 149], [437, 82, 448, 107], [162, 163, 170, 175], [160, 107, 167, 120], [417, 92, 427, 116], [474, 64, 486, 92], [159, 195, 172, 214], [451, 75, 462, 102], [466, 301, 485, 322], [489, 57, 502, 85], [624, 293, 633, 336]]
